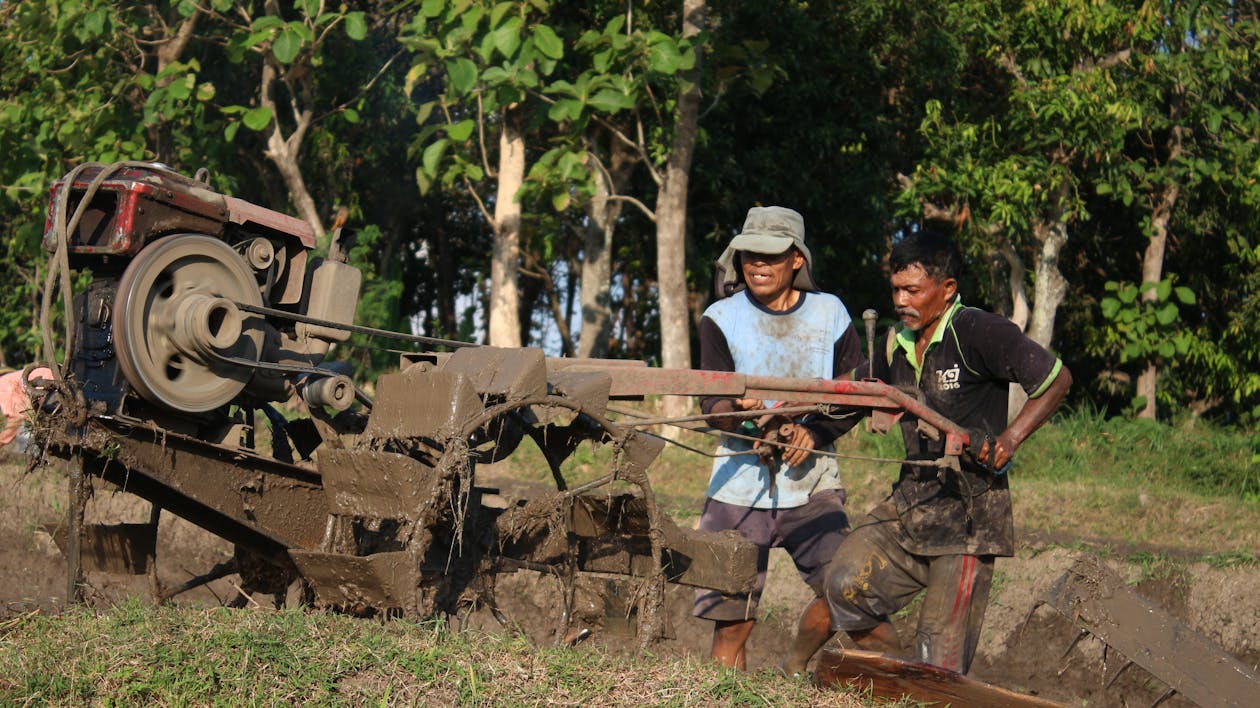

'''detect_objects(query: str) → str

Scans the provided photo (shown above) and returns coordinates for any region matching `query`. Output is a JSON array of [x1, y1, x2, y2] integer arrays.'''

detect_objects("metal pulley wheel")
[[114, 234, 264, 412]]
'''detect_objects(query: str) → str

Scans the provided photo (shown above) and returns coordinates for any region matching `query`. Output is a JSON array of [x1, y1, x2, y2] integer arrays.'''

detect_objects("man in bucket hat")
[[695, 206, 865, 674]]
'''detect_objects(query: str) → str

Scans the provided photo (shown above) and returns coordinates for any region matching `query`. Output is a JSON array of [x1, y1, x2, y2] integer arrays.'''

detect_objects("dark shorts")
[[692, 488, 849, 622], [824, 516, 994, 673]]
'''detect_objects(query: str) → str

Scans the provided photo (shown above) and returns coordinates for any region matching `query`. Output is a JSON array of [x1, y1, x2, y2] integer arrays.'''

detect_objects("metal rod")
[[66, 455, 85, 604], [612, 404, 828, 427], [1148, 686, 1176, 707], [1105, 659, 1135, 689], [607, 404, 951, 469], [863, 309, 878, 380]]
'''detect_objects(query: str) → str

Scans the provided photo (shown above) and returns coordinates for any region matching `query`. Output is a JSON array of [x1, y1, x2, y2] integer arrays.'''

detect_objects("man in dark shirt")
[[825, 229, 1071, 673]]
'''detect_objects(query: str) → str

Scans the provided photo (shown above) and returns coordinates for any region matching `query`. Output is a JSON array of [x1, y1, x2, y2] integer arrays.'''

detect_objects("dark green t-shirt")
[[869, 299, 1062, 556]]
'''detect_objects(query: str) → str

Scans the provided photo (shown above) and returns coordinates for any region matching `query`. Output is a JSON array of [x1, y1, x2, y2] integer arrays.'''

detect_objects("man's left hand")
[[974, 431, 1017, 471]]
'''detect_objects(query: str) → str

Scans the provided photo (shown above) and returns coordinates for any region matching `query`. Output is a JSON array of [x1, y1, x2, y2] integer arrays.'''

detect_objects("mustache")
[[895, 307, 919, 319]]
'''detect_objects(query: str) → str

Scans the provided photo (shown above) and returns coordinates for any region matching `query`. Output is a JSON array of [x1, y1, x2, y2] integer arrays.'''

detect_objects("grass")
[[0, 600, 882, 707], [1019, 407, 1260, 500]]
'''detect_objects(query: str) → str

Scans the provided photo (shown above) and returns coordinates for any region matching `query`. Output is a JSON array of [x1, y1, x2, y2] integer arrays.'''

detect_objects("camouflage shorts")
[[825, 515, 994, 673]]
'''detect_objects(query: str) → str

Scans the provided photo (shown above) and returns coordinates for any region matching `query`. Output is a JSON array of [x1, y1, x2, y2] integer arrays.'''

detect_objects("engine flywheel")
[[113, 234, 264, 412]]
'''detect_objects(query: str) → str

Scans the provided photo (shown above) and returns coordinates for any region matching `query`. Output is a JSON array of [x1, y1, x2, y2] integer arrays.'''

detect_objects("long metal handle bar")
[[231, 302, 967, 450], [584, 366, 971, 453]]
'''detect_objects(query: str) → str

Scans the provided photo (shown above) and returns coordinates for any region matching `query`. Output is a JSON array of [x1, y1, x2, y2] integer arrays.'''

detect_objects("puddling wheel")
[[113, 234, 264, 412]]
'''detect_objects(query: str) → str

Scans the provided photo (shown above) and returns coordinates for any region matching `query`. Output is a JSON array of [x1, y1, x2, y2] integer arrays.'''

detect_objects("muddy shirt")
[[699, 289, 863, 509], [870, 298, 1063, 557]]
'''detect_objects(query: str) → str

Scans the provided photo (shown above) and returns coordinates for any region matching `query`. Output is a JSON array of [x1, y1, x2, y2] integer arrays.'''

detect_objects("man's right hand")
[[711, 398, 764, 431]]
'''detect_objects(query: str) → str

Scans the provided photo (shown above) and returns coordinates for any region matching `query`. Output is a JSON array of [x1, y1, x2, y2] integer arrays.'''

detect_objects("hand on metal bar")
[[965, 428, 1014, 476], [749, 401, 820, 469]]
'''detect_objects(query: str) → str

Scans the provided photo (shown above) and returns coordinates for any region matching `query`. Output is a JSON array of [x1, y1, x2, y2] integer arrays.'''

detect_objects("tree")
[[692, 0, 962, 315], [403, 0, 570, 347], [1092, 1, 1260, 419], [576, 133, 636, 357], [898, 0, 1140, 350], [652, 0, 704, 424], [0, 0, 170, 364], [211, 0, 370, 238]]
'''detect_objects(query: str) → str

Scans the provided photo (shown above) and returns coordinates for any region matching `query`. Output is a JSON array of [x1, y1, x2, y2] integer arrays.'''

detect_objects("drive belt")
[[233, 301, 480, 350], [203, 347, 374, 408]]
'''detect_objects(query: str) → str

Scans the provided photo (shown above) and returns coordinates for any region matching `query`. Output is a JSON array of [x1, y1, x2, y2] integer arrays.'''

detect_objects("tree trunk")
[[1135, 126, 1184, 420], [578, 138, 635, 358], [522, 250, 573, 356], [988, 235, 1032, 422], [149, 6, 200, 164], [436, 222, 455, 338], [258, 0, 323, 239], [997, 240, 1030, 332], [259, 60, 325, 239], [654, 0, 706, 428], [517, 267, 542, 348], [1026, 223, 1068, 349], [579, 183, 616, 358], [1136, 181, 1181, 419], [489, 107, 524, 348], [564, 246, 578, 346], [1025, 182, 1070, 349]]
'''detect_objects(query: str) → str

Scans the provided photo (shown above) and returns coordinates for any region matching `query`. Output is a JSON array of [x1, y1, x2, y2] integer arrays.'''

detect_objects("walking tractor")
[[24, 163, 1257, 707]]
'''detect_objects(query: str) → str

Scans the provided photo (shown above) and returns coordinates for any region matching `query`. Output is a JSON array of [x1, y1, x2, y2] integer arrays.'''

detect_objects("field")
[[1, 410, 1257, 706]]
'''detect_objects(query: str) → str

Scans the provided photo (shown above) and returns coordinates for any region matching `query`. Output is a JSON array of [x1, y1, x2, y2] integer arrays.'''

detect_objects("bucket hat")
[[713, 206, 819, 298]]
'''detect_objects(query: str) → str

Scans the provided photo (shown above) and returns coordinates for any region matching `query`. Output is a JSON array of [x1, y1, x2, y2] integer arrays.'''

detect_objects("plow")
[[19, 163, 1259, 706]]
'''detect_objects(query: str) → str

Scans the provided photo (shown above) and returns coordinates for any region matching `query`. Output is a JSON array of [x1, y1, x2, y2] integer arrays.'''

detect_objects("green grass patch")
[[1018, 407, 1260, 500], [1124, 551, 1183, 583], [0, 601, 887, 706], [1201, 550, 1258, 568]]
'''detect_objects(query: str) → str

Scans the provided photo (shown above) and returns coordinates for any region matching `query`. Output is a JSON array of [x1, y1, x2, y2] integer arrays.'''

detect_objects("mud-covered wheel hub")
[[113, 234, 264, 412]]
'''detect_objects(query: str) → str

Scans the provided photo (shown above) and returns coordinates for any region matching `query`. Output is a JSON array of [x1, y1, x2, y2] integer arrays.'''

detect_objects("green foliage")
[[1093, 278, 1197, 408], [218, 2, 368, 135], [897, 0, 1260, 422], [402, 0, 565, 194], [2, 0, 1260, 429], [401, 0, 702, 212], [0, 0, 159, 363], [344, 225, 406, 374], [1197, 228, 1260, 417]]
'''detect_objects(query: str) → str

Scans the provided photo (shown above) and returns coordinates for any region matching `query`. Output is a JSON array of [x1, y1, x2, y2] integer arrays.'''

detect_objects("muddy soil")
[[472, 543, 1260, 707], [3, 451, 1257, 707]]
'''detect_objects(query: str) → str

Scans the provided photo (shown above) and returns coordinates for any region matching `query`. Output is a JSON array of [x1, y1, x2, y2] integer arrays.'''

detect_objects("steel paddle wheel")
[[113, 234, 264, 412]]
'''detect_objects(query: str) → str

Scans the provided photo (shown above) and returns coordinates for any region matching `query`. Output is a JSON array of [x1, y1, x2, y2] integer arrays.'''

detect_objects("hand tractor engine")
[[45, 162, 359, 422]]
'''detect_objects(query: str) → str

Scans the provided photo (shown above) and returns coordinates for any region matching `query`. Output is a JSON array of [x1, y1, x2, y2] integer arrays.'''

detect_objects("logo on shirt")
[[935, 365, 961, 391]]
